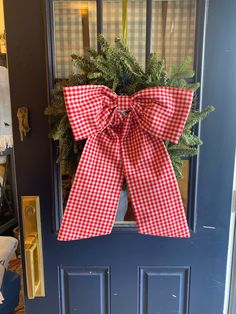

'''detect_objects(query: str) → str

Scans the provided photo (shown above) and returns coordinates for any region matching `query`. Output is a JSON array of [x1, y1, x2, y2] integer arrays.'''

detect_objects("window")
[[51, 0, 197, 226]]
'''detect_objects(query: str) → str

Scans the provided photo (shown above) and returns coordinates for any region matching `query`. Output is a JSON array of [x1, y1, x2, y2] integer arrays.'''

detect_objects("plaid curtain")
[[53, 1, 97, 78], [103, 0, 122, 41], [152, 0, 196, 67], [127, 0, 146, 67], [103, 0, 146, 66], [53, 0, 196, 78]]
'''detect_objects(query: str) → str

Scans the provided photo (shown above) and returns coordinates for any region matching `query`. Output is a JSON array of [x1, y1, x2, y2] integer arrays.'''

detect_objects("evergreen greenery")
[[45, 35, 214, 179]]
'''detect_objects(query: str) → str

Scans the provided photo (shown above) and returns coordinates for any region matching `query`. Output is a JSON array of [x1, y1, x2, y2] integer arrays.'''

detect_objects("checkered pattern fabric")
[[53, 0, 196, 78], [152, 0, 196, 67], [57, 85, 193, 241], [103, 0, 122, 42], [93, 0, 146, 66], [127, 0, 146, 66], [53, 1, 97, 78]]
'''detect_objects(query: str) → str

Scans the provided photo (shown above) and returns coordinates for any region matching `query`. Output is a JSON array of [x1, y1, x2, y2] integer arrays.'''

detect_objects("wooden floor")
[[8, 257, 25, 313]]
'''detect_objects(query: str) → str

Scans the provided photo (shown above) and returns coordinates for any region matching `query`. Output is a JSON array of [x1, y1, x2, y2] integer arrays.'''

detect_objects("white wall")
[[0, 0, 4, 35], [0, 0, 4, 34]]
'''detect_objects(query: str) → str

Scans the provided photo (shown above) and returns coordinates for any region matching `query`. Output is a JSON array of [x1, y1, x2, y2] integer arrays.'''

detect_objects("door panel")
[[139, 267, 190, 314], [3, 0, 236, 313], [59, 266, 110, 314]]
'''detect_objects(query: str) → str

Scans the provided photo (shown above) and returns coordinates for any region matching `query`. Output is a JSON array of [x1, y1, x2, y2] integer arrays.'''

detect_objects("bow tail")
[[123, 131, 190, 238], [58, 132, 123, 241]]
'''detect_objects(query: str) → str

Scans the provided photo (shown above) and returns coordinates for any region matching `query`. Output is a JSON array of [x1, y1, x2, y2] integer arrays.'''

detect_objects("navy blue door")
[[3, 0, 236, 313]]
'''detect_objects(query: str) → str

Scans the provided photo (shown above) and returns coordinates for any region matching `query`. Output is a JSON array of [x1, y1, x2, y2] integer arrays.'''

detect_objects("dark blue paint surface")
[[59, 267, 110, 314], [3, 0, 236, 313], [139, 267, 190, 314]]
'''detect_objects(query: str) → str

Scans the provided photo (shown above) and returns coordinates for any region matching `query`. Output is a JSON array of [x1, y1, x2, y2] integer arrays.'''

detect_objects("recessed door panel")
[[139, 267, 190, 314], [59, 266, 110, 314]]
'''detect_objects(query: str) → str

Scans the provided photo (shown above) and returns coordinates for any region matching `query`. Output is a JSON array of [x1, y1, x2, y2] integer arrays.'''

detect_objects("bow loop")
[[132, 87, 193, 143], [63, 85, 117, 140], [116, 95, 133, 111], [64, 85, 193, 143]]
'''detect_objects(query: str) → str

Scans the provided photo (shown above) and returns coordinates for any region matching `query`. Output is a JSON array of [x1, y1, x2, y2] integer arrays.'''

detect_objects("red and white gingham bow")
[[57, 85, 193, 241]]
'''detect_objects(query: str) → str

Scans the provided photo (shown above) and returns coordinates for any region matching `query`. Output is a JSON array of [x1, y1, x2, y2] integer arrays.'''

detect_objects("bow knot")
[[58, 85, 194, 241], [116, 95, 133, 111]]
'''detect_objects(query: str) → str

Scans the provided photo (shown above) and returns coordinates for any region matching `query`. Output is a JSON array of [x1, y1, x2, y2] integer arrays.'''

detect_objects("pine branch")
[[169, 147, 199, 158], [185, 105, 215, 129], [146, 53, 169, 86], [170, 157, 184, 179]]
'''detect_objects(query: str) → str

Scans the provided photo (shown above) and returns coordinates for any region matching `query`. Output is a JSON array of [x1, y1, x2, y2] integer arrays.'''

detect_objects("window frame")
[[44, 0, 207, 234]]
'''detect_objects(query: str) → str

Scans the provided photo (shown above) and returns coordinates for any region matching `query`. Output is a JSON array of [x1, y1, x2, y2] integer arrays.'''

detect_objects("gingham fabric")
[[152, 0, 196, 66], [53, 0, 196, 78], [103, 0, 146, 66], [57, 85, 193, 241], [53, 1, 97, 78]]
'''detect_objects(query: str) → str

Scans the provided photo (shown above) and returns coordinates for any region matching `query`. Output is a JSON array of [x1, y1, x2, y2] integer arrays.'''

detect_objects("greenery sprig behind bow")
[[45, 35, 214, 179]]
